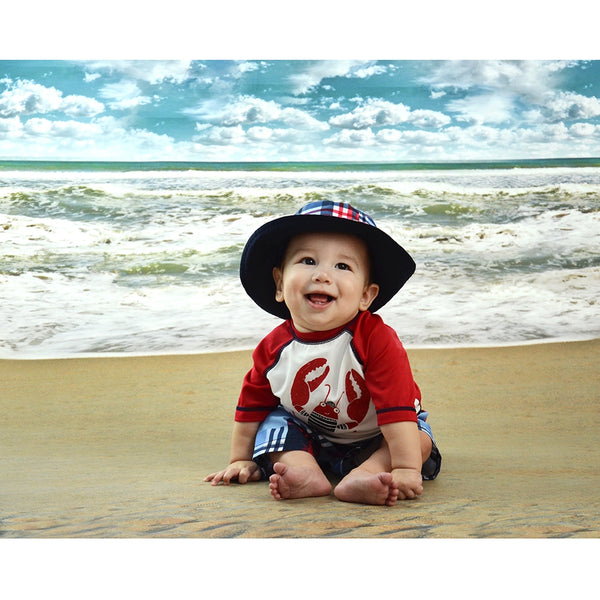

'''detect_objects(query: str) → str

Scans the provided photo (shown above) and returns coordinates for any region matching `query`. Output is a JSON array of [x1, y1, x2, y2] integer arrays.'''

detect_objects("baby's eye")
[[300, 257, 316, 265], [335, 262, 351, 271]]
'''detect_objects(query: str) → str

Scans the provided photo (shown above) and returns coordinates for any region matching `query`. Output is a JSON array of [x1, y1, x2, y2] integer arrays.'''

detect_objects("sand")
[[1, 339, 599, 539]]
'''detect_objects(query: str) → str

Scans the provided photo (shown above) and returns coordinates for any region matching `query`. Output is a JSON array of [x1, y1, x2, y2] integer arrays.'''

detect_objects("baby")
[[205, 201, 441, 506]]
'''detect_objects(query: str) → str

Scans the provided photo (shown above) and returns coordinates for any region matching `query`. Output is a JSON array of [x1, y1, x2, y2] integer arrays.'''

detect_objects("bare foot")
[[334, 471, 399, 506], [268, 462, 332, 500]]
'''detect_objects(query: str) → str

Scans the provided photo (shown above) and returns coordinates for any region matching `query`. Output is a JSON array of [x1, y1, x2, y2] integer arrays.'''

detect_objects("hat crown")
[[296, 201, 376, 227]]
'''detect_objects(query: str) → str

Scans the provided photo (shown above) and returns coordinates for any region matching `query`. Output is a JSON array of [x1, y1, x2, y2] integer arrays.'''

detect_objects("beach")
[[2, 338, 599, 539]]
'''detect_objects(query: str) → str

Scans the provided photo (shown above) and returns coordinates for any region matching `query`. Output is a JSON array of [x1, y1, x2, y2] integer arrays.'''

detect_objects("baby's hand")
[[204, 460, 261, 486], [391, 467, 423, 500]]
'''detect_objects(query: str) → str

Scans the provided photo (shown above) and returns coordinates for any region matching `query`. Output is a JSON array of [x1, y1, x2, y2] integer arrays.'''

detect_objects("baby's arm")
[[204, 421, 262, 485], [380, 421, 424, 500]]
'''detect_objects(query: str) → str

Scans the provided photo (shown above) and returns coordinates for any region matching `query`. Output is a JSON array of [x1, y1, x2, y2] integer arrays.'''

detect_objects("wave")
[[2, 161, 599, 356]]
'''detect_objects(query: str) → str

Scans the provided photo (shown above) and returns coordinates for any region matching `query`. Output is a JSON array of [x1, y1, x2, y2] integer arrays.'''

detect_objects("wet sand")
[[1, 339, 599, 538]]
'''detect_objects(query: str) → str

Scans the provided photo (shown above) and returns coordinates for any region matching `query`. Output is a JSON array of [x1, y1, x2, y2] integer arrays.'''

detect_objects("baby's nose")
[[312, 267, 332, 283]]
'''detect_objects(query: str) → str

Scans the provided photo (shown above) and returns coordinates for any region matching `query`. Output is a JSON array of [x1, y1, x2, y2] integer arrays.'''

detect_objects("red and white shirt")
[[236, 311, 422, 444]]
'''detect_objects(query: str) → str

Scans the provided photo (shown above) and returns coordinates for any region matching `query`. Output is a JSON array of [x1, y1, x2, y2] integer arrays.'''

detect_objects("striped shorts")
[[252, 406, 441, 480]]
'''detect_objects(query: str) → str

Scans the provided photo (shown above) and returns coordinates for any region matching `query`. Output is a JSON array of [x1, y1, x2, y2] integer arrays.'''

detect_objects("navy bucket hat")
[[240, 200, 416, 320]]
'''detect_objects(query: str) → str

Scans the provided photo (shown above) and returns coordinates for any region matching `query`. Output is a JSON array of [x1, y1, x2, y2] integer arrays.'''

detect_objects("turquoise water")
[[2, 158, 600, 172], [1, 160, 599, 357]]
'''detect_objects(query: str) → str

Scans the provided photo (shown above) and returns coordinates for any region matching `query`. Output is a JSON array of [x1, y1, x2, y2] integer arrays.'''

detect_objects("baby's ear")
[[359, 282, 380, 311], [272, 267, 285, 302]]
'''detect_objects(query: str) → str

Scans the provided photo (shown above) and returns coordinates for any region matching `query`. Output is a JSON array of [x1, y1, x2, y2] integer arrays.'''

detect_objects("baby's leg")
[[334, 431, 432, 506], [268, 450, 332, 500], [334, 446, 399, 506]]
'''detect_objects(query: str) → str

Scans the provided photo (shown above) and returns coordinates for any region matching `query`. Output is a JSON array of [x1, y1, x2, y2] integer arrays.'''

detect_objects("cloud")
[[199, 95, 329, 131], [219, 96, 280, 125], [352, 64, 389, 79], [23, 117, 101, 139], [0, 79, 104, 118], [83, 60, 193, 85], [329, 98, 450, 129], [424, 61, 600, 128], [246, 125, 272, 141], [197, 124, 246, 146], [195, 120, 316, 147], [231, 61, 267, 78], [376, 128, 451, 146], [84, 72, 101, 83], [544, 91, 600, 121], [99, 80, 151, 110], [570, 122, 600, 137], [1, 115, 177, 160], [421, 60, 575, 103], [0, 116, 22, 133], [323, 128, 376, 147], [446, 93, 515, 124], [288, 60, 378, 94]]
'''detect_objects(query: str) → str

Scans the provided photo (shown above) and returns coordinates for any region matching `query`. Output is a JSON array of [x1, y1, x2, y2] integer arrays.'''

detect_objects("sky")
[[1, 3, 599, 163], [2, 59, 600, 163], [1, 60, 600, 163]]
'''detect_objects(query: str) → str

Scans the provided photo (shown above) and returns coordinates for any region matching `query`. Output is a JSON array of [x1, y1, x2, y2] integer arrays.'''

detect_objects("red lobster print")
[[291, 358, 371, 433]]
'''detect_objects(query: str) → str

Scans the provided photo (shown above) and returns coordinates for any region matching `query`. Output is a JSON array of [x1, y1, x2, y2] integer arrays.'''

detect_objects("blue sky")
[[2, 59, 600, 162]]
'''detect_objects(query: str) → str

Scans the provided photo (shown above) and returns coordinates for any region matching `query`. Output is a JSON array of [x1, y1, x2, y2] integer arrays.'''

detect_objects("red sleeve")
[[352, 312, 421, 425], [235, 321, 292, 422]]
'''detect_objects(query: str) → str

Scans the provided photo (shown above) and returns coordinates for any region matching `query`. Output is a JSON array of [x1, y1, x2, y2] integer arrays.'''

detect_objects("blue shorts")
[[253, 406, 441, 480]]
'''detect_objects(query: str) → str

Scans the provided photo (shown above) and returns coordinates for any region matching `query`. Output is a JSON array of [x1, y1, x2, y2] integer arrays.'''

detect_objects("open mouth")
[[306, 293, 334, 305]]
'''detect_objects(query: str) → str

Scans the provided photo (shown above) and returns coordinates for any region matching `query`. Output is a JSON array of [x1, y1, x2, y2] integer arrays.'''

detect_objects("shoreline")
[[2, 338, 599, 538], [2, 334, 598, 362]]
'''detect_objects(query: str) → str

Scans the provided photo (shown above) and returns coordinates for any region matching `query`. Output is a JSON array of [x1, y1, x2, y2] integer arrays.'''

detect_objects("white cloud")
[[0, 116, 22, 133], [1, 114, 177, 161], [536, 122, 570, 142], [288, 60, 376, 94], [352, 64, 389, 79], [0, 79, 103, 118], [409, 109, 452, 128], [195, 120, 313, 147], [323, 128, 376, 147], [329, 99, 450, 129], [422, 62, 600, 131], [544, 91, 600, 121], [99, 80, 151, 110], [521, 108, 545, 124], [279, 106, 329, 131], [0, 80, 61, 116], [446, 93, 515, 124], [570, 122, 599, 137], [84, 72, 101, 83], [246, 126, 272, 141], [23, 117, 101, 139], [376, 128, 451, 146], [208, 95, 328, 131], [22, 117, 54, 136], [198, 124, 246, 146], [219, 96, 280, 125], [83, 60, 193, 85], [231, 61, 267, 78], [422, 60, 575, 103], [61, 95, 104, 118]]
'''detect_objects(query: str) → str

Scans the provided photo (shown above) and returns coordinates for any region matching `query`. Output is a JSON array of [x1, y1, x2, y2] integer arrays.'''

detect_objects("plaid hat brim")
[[240, 212, 415, 319]]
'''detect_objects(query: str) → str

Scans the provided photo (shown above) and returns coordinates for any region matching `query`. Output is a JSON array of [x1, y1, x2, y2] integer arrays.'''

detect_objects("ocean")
[[1, 159, 599, 358]]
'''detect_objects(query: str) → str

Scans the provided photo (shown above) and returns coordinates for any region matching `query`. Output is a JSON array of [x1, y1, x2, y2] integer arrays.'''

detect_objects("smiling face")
[[272, 231, 380, 333]]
